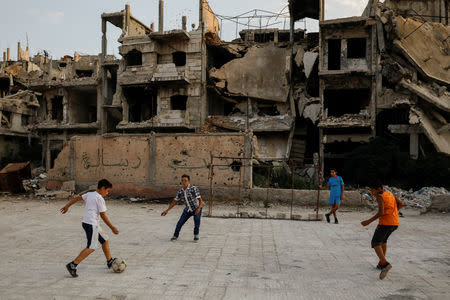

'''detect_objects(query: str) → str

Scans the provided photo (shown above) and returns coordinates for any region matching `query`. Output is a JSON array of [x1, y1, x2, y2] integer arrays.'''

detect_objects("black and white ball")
[[112, 258, 127, 273]]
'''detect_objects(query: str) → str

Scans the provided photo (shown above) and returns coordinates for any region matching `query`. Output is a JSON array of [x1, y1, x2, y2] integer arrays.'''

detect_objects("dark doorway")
[[328, 39, 341, 70]]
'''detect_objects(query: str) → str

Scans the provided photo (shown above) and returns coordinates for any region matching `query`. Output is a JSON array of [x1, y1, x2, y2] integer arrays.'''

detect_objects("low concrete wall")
[[202, 187, 366, 207], [48, 132, 251, 195]]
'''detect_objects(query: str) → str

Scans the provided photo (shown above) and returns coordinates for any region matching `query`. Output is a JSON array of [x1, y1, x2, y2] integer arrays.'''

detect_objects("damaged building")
[[101, 3, 209, 133], [0, 0, 449, 195]]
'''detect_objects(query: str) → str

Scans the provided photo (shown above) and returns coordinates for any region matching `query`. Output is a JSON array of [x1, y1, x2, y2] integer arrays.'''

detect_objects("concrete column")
[[7, 48, 10, 61], [123, 99, 129, 123], [159, 0, 164, 32], [410, 133, 419, 160], [274, 29, 279, 43], [45, 135, 51, 171], [97, 83, 104, 134], [125, 4, 131, 34], [150, 23, 155, 32], [17, 42, 21, 61], [199, 0, 203, 28], [182, 16, 187, 30], [289, 15, 294, 42], [101, 19, 107, 60], [62, 90, 68, 124], [320, 0, 325, 21], [2, 52, 5, 64]]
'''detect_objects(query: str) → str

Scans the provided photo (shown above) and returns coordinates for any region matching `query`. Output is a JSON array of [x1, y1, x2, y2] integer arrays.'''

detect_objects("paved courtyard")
[[0, 196, 449, 300]]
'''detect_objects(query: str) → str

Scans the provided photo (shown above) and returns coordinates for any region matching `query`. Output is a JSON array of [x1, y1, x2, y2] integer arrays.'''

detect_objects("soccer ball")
[[112, 258, 126, 273]]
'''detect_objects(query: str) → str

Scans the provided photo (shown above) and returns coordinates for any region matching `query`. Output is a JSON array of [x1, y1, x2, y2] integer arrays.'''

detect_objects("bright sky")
[[0, 0, 368, 60]]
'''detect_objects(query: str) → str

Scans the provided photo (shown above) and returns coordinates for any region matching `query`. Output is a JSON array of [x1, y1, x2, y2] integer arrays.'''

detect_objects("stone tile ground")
[[0, 197, 448, 300]]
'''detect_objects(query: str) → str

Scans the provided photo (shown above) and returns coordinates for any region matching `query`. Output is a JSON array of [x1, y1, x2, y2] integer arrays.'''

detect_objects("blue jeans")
[[173, 208, 202, 238]]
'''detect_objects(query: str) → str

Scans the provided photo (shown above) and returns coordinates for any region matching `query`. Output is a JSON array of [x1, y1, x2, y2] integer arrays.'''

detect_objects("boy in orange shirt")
[[361, 181, 403, 280]]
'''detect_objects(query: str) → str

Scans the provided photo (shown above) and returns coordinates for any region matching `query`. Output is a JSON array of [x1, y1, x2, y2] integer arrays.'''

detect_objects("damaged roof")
[[289, 0, 320, 21]]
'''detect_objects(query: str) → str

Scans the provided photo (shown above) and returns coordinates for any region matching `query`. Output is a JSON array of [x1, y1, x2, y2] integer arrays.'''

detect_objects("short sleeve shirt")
[[327, 176, 344, 197], [82, 191, 107, 226], [175, 184, 201, 212]]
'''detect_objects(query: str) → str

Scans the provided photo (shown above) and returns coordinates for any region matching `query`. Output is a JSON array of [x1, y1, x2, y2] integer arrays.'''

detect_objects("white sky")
[[0, 0, 368, 59]]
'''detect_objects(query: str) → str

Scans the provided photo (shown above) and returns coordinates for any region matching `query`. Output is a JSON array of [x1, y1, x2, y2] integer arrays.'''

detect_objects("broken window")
[[105, 68, 117, 106], [171, 95, 188, 110], [51, 96, 64, 122], [0, 76, 10, 97], [257, 103, 279, 116], [1, 111, 11, 128], [254, 32, 274, 43], [324, 89, 371, 117], [328, 39, 341, 70], [75, 69, 93, 78], [347, 38, 366, 58], [59, 62, 67, 68], [207, 89, 236, 115], [125, 49, 142, 67], [172, 52, 186, 67], [21, 115, 30, 126], [68, 89, 97, 123], [123, 86, 157, 122], [50, 141, 63, 169]]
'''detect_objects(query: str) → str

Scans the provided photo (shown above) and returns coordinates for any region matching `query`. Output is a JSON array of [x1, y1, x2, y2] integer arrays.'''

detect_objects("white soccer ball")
[[112, 258, 126, 273]]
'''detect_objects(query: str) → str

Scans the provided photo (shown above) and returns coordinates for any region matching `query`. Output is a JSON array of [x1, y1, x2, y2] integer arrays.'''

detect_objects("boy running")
[[161, 174, 203, 242], [60, 179, 119, 277], [319, 168, 344, 224], [361, 181, 403, 280]]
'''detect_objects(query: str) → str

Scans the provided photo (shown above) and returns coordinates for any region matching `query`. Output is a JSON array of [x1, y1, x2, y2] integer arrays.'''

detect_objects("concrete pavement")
[[0, 196, 448, 299]]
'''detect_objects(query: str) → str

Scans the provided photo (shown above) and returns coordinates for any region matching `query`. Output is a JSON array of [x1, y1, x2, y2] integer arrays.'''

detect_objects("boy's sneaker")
[[170, 236, 178, 241], [66, 262, 78, 278], [379, 263, 392, 280], [325, 213, 330, 223], [334, 218, 339, 224], [194, 235, 199, 242], [107, 258, 117, 269], [376, 263, 382, 270]]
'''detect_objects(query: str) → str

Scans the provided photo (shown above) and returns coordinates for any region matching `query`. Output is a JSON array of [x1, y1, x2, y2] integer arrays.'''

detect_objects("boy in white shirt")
[[60, 179, 119, 277]]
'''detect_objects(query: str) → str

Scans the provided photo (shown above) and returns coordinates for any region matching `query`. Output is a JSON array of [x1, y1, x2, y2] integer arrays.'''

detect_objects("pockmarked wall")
[[73, 135, 150, 185], [48, 133, 249, 194], [152, 134, 247, 187]]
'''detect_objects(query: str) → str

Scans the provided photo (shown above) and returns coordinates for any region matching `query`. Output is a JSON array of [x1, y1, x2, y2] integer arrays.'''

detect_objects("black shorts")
[[371, 225, 398, 248], [82, 222, 107, 249]]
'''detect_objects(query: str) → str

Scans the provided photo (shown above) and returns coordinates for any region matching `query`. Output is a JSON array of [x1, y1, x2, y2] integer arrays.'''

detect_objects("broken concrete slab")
[[294, 48, 305, 68], [303, 52, 318, 78], [303, 102, 321, 123], [400, 79, 450, 112], [208, 115, 293, 132], [428, 195, 450, 212], [411, 107, 450, 155], [209, 45, 290, 102], [393, 16, 450, 85]]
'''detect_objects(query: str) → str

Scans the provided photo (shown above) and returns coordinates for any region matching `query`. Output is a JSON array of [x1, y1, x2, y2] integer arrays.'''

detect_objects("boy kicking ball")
[[361, 181, 403, 280], [60, 179, 119, 277]]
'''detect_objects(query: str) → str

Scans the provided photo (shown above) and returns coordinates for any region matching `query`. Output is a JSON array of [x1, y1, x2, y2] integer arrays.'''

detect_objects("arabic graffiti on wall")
[[82, 149, 142, 170]]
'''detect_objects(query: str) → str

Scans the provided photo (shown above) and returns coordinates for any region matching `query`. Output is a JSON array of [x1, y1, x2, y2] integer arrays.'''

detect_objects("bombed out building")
[[0, 0, 449, 195]]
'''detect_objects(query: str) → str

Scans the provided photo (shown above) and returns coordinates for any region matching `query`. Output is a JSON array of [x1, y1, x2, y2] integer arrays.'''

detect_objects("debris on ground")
[[360, 186, 450, 209]]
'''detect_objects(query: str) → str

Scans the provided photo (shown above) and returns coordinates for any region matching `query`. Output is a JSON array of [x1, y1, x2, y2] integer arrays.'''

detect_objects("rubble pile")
[[360, 186, 450, 209], [22, 167, 74, 199]]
